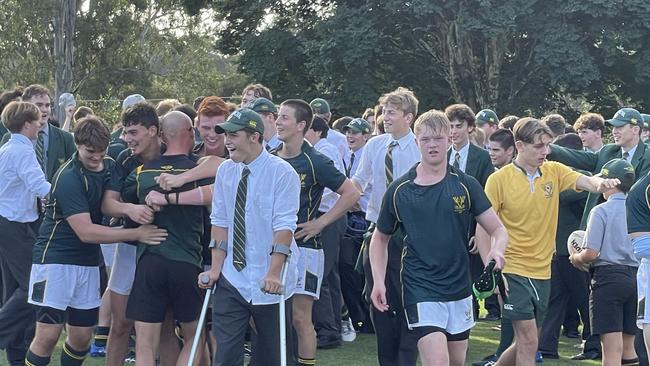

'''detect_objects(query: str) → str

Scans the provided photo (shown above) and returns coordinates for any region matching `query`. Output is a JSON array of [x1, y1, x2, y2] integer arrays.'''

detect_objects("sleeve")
[[315, 153, 346, 192], [272, 167, 300, 233], [548, 144, 598, 172], [351, 140, 373, 190], [63, 131, 75, 160], [120, 170, 139, 204], [106, 153, 129, 192], [627, 181, 650, 233], [210, 162, 229, 228], [16, 150, 51, 197], [584, 207, 606, 253], [57, 173, 91, 218], [376, 183, 399, 235], [466, 175, 492, 217], [553, 162, 583, 192], [478, 153, 494, 187], [484, 173, 503, 215]]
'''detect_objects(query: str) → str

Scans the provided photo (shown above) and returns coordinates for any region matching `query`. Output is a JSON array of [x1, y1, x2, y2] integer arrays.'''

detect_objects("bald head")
[[160, 111, 194, 153]]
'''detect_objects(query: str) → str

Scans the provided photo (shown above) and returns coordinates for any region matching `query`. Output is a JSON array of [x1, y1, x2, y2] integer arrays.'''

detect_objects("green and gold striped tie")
[[233, 167, 250, 271], [385, 141, 398, 187], [35, 130, 45, 173]]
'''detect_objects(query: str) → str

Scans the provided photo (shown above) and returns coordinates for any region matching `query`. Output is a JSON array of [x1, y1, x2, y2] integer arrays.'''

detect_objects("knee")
[[292, 312, 312, 333], [30, 333, 59, 356]]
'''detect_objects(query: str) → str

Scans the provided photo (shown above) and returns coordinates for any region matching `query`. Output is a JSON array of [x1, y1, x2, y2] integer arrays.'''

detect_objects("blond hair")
[[1, 101, 40, 133], [413, 109, 450, 136], [513, 117, 553, 144], [379, 87, 419, 118]]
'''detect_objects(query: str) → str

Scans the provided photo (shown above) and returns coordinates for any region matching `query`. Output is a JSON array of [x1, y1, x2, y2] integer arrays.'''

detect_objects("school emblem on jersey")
[[299, 174, 307, 187], [161, 165, 173, 170], [452, 195, 466, 213], [542, 182, 553, 198]]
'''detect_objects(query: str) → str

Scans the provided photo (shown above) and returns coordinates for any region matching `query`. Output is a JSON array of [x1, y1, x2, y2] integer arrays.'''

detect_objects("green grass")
[[21, 319, 599, 366]]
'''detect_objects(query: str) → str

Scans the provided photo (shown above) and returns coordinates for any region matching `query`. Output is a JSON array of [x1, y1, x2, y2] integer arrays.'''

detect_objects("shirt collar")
[[10, 133, 33, 145], [623, 144, 638, 161], [351, 145, 364, 157], [451, 141, 471, 159], [242, 148, 269, 175], [389, 131, 415, 150], [512, 159, 542, 178], [40, 122, 50, 136], [610, 192, 627, 200], [314, 139, 327, 149]]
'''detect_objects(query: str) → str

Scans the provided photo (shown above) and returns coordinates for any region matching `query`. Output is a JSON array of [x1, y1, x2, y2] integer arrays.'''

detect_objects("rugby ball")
[[567, 230, 589, 272]]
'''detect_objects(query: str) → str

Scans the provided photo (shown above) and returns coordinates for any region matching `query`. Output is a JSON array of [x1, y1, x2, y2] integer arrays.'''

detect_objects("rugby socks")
[[93, 326, 110, 347], [622, 358, 640, 366], [24, 349, 50, 366], [495, 317, 514, 357], [297, 357, 316, 365], [60, 343, 88, 366]]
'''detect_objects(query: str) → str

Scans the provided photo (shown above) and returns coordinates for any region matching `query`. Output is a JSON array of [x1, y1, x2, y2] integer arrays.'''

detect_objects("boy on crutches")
[[198, 109, 301, 366]]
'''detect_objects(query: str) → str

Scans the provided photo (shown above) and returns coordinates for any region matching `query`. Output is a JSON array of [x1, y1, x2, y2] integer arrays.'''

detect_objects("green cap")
[[641, 114, 650, 130], [310, 98, 330, 114], [248, 97, 277, 114], [607, 107, 643, 127], [476, 109, 499, 126], [342, 118, 371, 134], [599, 158, 635, 188], [214, 108, 264, 135]]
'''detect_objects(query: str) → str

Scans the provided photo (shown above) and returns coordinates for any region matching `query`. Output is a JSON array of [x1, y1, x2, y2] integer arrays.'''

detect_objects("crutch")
[[188, 274, 215, 366], [259, 259, 290, 366]]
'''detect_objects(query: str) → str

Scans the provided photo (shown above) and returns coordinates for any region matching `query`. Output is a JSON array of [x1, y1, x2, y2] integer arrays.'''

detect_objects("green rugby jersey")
[[273, 141, 346, 249], [33, 154, 116, 266]]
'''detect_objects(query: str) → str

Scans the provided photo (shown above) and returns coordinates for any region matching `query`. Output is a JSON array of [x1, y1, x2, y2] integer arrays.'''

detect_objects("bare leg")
[[134, 321, 162, 366], [601, 332, 623, 366], [292, 294, 316, 360]]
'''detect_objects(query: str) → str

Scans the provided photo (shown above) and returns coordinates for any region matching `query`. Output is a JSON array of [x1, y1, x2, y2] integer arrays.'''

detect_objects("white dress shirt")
[[622, 144, 638, 163], [352, 132, 420, 223], [344, 146, 370, 212], [314, 139, 344, 213], [0, 134, 51, 222], [264, 134, 281, 151], [449, 141, 470, 172], [326, 129, 349, 160], [211, 149, 301, 305]]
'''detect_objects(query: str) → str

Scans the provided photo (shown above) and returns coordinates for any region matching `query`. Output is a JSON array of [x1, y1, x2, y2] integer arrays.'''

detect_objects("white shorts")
[[293, 247, 324, 299], [107, 243, 137, 296], [404, 296, 475, 335], [28, 263, 101, 310], [101, 244, 116, 268]]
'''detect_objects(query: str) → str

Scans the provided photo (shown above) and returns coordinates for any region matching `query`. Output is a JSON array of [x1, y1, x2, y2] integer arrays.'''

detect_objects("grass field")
[[24, 318, 600, 366]]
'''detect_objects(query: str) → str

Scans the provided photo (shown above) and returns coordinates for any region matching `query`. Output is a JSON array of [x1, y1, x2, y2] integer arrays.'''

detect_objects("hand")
[[127, 204, 154, 225], [370, 282, 389, 312], [486, 248, 506, 270], [260, 271, 283, 295], [468, 236, 479, 254], [198, 269, 220, 289], [136, 224, 167, 245], [349, 202, 361, 212], [145, 191, 168, 207], [155, 173, 186, 191], [569, 253, 585, 270], [295, 219, 326, 241], [596, 177, 620, 193], [65, 105, 75, 119]]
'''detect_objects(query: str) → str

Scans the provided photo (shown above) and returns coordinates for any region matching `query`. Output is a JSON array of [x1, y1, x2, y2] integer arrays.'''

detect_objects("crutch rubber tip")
[[201, 274, 210, 284]]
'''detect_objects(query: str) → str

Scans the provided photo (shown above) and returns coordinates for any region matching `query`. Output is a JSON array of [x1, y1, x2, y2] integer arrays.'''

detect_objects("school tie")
[[623, 151, 630, 162], [232, 167, 250, 271], [453, 152, 461, 170], [35, 130, 45, 173], [346, 152, 355, 178], [385, 141, 398, 187]]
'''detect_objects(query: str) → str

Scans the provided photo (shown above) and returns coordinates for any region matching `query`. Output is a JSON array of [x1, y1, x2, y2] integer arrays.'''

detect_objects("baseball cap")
[[607, 107, 642, 127], [122, 94, 146, 111], [214, 108, 264, 135], [310, 98, 330, 114], [248, 97, 277, 114], [476, 109, 499, 126], [342, 118, 371, 134], [641, 114, 650, 130], [599, 158, 635, 188], [58, 93, 76, 108]]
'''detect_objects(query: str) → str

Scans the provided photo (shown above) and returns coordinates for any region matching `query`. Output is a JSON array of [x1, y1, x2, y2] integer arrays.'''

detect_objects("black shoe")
[[539, 351, 560, 359], [483, 313, 501, 321], [563, 330, 581, 339], [571, 351, 601, 360], [317, 336, 342, 349], [472, 354, 498, 366]]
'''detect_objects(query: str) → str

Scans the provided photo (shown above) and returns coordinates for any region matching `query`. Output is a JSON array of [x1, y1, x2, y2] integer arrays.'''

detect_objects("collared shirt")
[[265, 134, 281, 151], [344, 146, 370, 212], [0, 134, 51, 222], [352, 131, 420, 223], [622, 144, 638, 163], [211, 149, 301, 305], [326, 129, 349, 160], [314, 139, 344, 213], [448, 141, 470, 172]]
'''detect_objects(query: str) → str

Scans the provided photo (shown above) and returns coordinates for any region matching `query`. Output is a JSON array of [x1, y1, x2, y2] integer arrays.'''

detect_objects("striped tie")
[[346, 152, 355, 178], [35, 130, 45, 173], [453, 152, 461, 170], [232, 167, 250, 271], [385, 141, 398, 187]]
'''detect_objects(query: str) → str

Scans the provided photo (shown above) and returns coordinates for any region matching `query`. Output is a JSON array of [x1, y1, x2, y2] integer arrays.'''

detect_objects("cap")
[[248, 97, 277, 114], [476, 109, 499, 126], [599, 158, 635, 188], [342, 118, 371, 134], [58, 93, 76, 108], [607, 107, 642, 127], [122, 94, 146, 111], [642, 114, 650, 130], [214, 108, 264, 135], [310, 98, 330, 114]]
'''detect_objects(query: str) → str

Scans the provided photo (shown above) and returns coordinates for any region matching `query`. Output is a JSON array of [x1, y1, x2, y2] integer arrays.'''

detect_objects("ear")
[[506, 146, 515, 155], [148, 125, 159, 136], [515, 140, 524, 152], [405, 112, 414, 125], [468, 124, 475, 133]]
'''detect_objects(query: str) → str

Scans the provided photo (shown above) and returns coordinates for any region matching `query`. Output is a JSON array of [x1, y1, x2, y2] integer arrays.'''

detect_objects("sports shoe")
[[124, 350, 136, 363], [472, 354, 497, 366], [341, 318, 357, 342], [89, 343, 106, 357], [536, 351, 543, 363]]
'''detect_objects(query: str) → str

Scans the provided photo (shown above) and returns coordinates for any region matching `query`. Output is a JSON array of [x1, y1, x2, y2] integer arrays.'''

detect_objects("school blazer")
[[548, 142, 650, 228], [1, 125, 75, 181], [447, 143, 494, 187]]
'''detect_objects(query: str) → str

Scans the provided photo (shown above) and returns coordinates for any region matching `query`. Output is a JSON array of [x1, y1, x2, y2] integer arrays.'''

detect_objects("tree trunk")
[[53, 0, 76, 123]]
